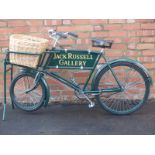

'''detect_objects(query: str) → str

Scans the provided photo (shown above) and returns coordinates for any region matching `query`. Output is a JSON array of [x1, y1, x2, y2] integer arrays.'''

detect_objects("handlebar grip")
[[48, 29, 55, 35], [68, 32, 78, 38]]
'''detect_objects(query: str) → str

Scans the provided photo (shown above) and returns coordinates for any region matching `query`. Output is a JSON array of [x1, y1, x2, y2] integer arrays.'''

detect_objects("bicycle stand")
[[2, 60, 14, 121]]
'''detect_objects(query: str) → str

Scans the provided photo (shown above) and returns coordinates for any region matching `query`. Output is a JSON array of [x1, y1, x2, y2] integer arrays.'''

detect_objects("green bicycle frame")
[[39, 48, 122, 94], [2, 48, 123, 121]]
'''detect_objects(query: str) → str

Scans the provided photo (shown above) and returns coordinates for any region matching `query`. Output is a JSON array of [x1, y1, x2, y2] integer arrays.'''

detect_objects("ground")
[[0, 100, 155, 135]]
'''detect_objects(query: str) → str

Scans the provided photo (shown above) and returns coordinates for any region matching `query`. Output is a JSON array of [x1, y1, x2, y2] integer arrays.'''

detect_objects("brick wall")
[[0, 19, 155, 103]]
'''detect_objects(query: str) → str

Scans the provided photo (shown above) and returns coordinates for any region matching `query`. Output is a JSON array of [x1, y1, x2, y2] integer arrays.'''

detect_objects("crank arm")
[[81, 92, 96, 108]]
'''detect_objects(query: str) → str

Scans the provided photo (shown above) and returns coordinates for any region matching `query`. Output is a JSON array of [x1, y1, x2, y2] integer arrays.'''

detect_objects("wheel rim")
[[13, 75, 43, 110], [97, 65, 147, 114]]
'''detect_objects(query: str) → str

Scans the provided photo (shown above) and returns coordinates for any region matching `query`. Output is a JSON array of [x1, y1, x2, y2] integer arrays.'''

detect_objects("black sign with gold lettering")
[[47, 49, 99, 69]]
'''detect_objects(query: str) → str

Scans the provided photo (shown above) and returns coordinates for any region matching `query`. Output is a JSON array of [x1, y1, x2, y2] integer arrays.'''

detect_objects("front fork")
[[25, 72, 44, 94], [23, 70, 50, 107]]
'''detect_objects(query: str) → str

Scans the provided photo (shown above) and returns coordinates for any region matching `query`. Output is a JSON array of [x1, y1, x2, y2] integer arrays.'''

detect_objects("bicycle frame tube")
[[40, 51, 102, 93], [83, 52, 102, 90], [102, 54, 122, 89], [42, 65, 121, 94], [44, 70, 82, 91], [82, 51, 123, 93], [83, 87, 122, 94], [42, 50, 122, 94]]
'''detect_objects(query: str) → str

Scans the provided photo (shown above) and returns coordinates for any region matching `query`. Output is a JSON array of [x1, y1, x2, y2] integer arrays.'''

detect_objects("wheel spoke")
[[126, 82, 144, 88], [12, 74, 44, 111], [96, 64, 148, 114]]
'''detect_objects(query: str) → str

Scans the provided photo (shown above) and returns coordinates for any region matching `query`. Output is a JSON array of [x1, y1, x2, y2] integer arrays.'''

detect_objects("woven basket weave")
[[9, 34, 49, 68]]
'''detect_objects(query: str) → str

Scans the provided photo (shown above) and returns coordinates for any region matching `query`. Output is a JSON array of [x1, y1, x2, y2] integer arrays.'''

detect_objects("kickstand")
[[2, 60, 7, 121]]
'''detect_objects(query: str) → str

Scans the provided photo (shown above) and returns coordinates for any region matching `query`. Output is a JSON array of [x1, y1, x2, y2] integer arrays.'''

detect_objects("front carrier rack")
[[2, 48, 103, 120]]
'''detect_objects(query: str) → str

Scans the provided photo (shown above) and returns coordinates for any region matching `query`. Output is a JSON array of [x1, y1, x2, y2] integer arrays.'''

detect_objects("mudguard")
[[20, 68, 50, 107], [91, 58, 153, 90], [41, 77, 50, 107]]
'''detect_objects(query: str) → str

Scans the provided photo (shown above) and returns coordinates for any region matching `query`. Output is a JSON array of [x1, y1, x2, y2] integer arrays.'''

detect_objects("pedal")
[[88, 102, 95, 108]]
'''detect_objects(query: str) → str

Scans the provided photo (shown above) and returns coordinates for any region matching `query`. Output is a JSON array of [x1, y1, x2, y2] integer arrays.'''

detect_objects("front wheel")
[[94, 61, 150, 115], [10, 72, 46, 112]]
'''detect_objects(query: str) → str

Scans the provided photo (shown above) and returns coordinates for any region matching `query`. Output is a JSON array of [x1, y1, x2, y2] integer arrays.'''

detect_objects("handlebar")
[[48, 29, 78, 48], [48, 29, 78, 39], [68, 32, 78, 38]]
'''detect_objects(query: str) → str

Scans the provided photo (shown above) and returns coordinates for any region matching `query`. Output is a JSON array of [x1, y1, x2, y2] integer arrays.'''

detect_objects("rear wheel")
[[10, 72, 46, 112], [94, 61, 150, 115]]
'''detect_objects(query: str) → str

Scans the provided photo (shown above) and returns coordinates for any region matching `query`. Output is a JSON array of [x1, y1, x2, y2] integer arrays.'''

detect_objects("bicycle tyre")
[[94, 61, 150, 115], [10, 72, 46, 112]]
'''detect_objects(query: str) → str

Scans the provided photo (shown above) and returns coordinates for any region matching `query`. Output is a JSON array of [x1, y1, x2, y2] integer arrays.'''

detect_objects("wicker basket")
[[9, 34, 49, 68]]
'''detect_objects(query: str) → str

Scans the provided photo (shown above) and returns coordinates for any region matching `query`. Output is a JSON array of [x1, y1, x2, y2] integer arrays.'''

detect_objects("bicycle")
[[2, 29, 153, 120]]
